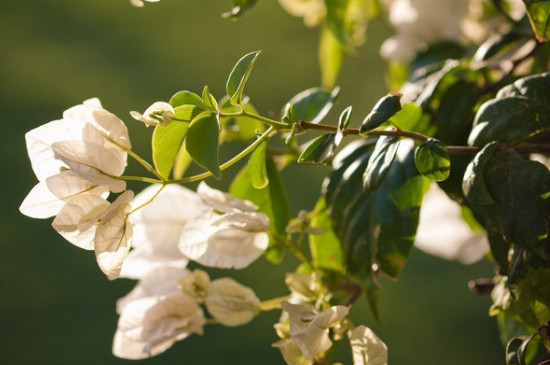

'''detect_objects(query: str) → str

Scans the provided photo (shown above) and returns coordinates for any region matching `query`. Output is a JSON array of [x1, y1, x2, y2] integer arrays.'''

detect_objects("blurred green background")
[[1, 0, 503, 364]]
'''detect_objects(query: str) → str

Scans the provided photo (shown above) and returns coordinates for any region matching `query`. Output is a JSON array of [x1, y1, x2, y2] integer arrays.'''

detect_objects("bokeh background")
[[1, 0, 503, 364]]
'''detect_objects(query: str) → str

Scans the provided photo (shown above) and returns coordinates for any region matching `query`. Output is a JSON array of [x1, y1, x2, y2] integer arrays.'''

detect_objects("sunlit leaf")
[[297, 133, 337, 165], [309, 198, 345, 273], [523, 0, 550, 41], [363, 134, 400, 192], [186, 112, 221, 179], [152, 120, 189, 179], [319, 26, 343, 89], [285, 87, 340, 124], [169, 90, 208, 109], [226, 51, 261, 106], [414, 138, 450, 181], [359, 93, 402, 134], [248, 140, 268, 189]]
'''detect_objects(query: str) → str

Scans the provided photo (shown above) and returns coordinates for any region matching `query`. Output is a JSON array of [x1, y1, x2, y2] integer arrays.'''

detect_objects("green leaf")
[[226, 51, 261, 106], [169, 90, 208, 109], [173, 141, 192, 179], [462, 142, 500, 206], [186, 112, 221, 179], [469, 73, 550, 147], [222, 0, 258, 18], [248, 140, 268, 189], [219, 95, 264, 142], [151, 121, 189, 179], [319, 26, 343, 89], [297, 133, 337, 165], [523, 0, 550, 41], [436, 80, 481, 145], [338, 105, 352, 131], [359, 93, 403, 134], [202, 85, 218, 111], [517, 268, 550, 328], [363, 134, 400, 193], [230, 158, 290, 263], [325, 0, 351, 45], [309, 198, 345, 273], [326, 140, 428, 281], [285, 87, 340, 124], [414, 138, 451, 181]]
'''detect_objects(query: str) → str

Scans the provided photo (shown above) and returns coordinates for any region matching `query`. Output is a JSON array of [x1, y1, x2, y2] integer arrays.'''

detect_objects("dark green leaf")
[[523, 0, 550, 41], [186, 112, 221, 179], [230, 158, 290, 263], [363, 134, 400, 192], [463, 142, 500, 206], [506, 337, 527, 365], [319, 26, 343, 88], [297, 133, 337, 165], [202, 85, 218, 111], [414, 138, 451, 181], [226, 51, 261, 106], [169, 90, 208, 109], [410, 41, 465, 71], [222, 0, 258, 18], [436, 80, 481, 145], [359, 93, 402, 134], [517, 268, 550, 327], [151, 121, 189, 179], [469, 73, 550, 147], [309, 198, 345, 273], [248, 140, 268, 189], [338, 106, 352, 131], [285, 87, 340, 124]]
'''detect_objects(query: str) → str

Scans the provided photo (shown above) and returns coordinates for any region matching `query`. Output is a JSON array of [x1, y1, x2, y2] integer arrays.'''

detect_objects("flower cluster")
[[20, 98, 134, 279]]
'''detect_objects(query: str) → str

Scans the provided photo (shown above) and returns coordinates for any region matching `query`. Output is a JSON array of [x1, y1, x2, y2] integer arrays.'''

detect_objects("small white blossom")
[[282, 302, 349, 359], [113, 294, 205, 359], [278, 0, 326, 27], [180, 269, 211, 302], [415, 184, 489, 264], [349, 325, 388, 365], [205, 277, 261, 326], [130, 102, 174, 127], [120, 184, 209, 279]]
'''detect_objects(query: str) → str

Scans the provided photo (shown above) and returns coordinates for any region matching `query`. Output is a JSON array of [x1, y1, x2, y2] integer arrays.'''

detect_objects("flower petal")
[[20, 171, 109, 219], [197, 182, 257, 213], [205, 277, 260, 326], [52, 140, 126, 193], [349, 325, 388, 365], [95, 191, 134, 279], [51, 192, 110, 250]]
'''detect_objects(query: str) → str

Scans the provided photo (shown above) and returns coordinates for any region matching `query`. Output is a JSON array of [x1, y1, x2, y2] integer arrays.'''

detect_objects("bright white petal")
[[114, 294, 205, 359], [52, 140, 126, 192], [20, 171, 109, 219], [349, 325, 388, 365], [197, 182, 258, 213], [179, 212, 269, 269], [272, 339, 309, 365], [415, 184, 489, 264], [92, 109, 132, 150], [95, 191, 134, 279], [117, 267, 189, 314], [131, 102, 174, 127], [51, 192, 110, 250], [205, 278, 260, 326], [25, 118, 89, 181]]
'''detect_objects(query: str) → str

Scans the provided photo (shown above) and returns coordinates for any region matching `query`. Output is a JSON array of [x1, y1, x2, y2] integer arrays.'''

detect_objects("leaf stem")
[[108, 138, 165, 181], [220, 110, 289, 129], [258, 295, 292, 311]]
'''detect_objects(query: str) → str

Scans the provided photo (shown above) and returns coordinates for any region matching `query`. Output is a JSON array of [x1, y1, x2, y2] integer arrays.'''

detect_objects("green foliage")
[[362, 134, 400, 192], [226, 51, 261, 106], [523, 0, 550, 41], [414, 138, 450, 181], [319, 26, 344, 88], [169, 90, 209, 110], [309, 198, 346, 273], [285, 87, 340, 124], [248, 140, 268, 189], [219, 96, 264, 142], [186, 112, 222, 179], [152, 121, 189, 179], [297, 133, 337, 165], [324, 139, 429, 319], [359, 93, 402, 134], [469, 73, 550, 147]]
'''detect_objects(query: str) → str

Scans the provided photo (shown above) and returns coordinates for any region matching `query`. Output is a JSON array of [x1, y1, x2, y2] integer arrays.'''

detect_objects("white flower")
[[120, 185, 209, 279], [130, 0, 159, 7], [180, 269, 211, 302], [282, 302, 349, 359], [178, 183, 270, 269], [130, 102, 174, 127], [415, 184, 489, 264], [272, 339, 310, 365], [21, 98, 130, 220], [117, 267, 189, 314], [95, 190, 135, 280], [113, 293, 205, 359], [205, 277, 261, 326], [349, 325, 388, 365]]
